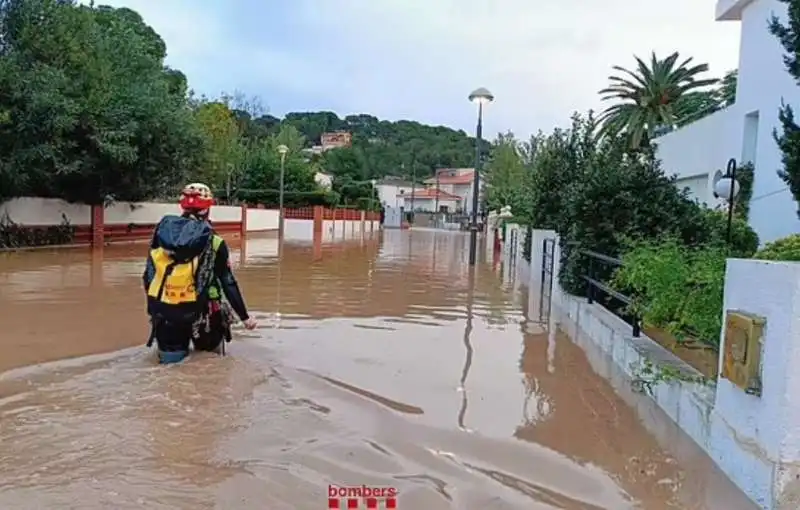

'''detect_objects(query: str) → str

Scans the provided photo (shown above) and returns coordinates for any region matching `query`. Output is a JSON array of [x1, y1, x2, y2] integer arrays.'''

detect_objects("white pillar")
[[711, 259, 800, 509]]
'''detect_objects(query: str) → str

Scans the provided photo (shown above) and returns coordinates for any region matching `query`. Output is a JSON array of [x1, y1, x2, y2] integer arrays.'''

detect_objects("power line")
[[750, 186, 789, 202]]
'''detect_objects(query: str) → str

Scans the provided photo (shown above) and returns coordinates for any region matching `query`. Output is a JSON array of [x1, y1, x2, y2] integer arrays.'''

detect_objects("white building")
[[375, 177, 415, 208], [423, 168, 482, 214], [655, 0, 800, 244], [399, 188, 462, 213], [314, 172, 333, 189]]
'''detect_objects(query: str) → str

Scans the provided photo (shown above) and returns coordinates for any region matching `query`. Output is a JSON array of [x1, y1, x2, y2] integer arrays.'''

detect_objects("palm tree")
[[597, 52, 718, 149]]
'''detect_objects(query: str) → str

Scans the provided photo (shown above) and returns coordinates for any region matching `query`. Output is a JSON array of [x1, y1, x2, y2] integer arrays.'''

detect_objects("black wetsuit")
[[144, 217, 250, 354]]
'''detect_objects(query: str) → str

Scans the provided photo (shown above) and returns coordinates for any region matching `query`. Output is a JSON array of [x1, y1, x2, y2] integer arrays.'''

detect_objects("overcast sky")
[[98, 0, 741, 138]]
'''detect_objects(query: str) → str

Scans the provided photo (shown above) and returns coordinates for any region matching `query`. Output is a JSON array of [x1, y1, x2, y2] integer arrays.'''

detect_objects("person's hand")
[[243, 317, 258, 330]]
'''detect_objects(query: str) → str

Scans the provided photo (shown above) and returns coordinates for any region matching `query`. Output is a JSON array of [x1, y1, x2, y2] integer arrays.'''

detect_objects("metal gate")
[[509, 228, 518, 268], [539, 238, 556, 321]]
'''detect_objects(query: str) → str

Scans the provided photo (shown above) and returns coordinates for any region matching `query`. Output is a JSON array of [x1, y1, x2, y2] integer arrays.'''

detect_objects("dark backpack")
[[143, 215, 216, 324]]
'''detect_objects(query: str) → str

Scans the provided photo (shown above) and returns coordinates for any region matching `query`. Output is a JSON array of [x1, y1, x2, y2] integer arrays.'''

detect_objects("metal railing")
[[539, 238, 556, 322], [581, 249, 641, 337]]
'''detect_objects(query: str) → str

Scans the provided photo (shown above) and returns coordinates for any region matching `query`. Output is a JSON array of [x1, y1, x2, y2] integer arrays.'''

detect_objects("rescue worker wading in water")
[[143, 183, 257, 364]]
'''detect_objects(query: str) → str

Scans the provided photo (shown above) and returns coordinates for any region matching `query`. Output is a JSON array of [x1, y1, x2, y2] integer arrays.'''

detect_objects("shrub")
[[234, 189, 340, 208], [557, 138, 723, 295], [696, 209, 759, 257], [754, 234, 800, 261], [613, 238, 727, 349], [0, 213, 76, 249]]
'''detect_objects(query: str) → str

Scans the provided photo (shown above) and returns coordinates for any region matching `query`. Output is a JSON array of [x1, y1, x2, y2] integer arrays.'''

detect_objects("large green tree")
[[238, 125, 317, 197], [485, 132, 531, 215], [597, 52, 718, 148], [0, 0, 204, 204], [194, 100, 244, 194], [769, 0, 800, 218]]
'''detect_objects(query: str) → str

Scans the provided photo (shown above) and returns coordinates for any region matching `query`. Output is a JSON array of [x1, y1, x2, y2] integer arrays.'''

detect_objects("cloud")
[[95, 0, 740, 138]]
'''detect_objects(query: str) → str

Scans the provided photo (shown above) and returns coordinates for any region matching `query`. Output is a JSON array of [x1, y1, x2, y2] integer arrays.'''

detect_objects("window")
[[742, 110, 759, 164]]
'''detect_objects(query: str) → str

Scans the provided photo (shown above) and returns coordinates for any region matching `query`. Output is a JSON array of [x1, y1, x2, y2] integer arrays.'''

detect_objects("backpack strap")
[[153, 259, 177, 303]]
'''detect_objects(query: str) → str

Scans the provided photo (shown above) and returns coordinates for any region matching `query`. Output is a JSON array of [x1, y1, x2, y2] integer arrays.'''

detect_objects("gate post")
[[90, 204, 105, 249]]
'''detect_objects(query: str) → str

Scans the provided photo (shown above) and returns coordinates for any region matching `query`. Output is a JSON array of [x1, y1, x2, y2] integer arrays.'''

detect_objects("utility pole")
[[434, 170, 440, 214], [410, 149, 417, 222]]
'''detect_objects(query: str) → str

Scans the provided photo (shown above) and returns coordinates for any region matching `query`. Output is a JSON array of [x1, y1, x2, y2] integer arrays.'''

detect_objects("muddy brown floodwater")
[[0, 229, 756, 509]]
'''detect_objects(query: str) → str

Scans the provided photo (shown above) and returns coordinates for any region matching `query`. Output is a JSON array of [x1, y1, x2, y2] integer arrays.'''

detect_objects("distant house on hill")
[[320, 132, 352, 151]]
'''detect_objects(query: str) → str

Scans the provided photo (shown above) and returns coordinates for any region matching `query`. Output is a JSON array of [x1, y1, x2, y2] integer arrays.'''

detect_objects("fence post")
[[90, 204, 104, 249], [586, 255, 594, 304], [313, 205, 323, 239], [240, 203, 248, 238]]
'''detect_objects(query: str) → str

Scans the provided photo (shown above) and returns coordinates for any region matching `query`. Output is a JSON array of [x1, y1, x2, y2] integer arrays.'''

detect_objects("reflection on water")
[[0, 229, 756, 509]]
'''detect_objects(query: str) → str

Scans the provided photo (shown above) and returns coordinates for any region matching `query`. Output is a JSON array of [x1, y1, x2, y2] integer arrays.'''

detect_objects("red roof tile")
[[398, 188, 462, 200], [423, 169, 475, 185]]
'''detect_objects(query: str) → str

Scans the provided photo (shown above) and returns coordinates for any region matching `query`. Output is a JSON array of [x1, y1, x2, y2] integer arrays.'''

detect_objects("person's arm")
[[213, 240, 250, 321]]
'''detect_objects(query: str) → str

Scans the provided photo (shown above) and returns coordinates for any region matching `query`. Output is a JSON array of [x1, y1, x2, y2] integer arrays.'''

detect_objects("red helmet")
[[179, 183, 214, 213]]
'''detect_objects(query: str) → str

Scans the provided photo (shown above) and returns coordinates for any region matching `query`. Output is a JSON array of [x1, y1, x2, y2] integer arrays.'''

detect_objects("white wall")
[[107, 201, 241, 224], [655, 107, 739, 207], [0, 197, 91, 226], [712, 258, 800, 508], [246, 208, 279, 232], [104, 202, 179, 224], [410, 197, 460, 212], [283, 218, 314, 241], [0, 197, 243, 226], [733, 0, 800, 243], [521, 231, 800, 508], [655, 0, 800, 244], [452, 183, 475, 213], [376, 184, 413, 208]]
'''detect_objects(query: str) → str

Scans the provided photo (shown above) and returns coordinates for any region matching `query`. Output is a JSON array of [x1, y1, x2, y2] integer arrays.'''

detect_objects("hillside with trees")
[[235, 111, 478, 179], [0, 0, 476, 210]]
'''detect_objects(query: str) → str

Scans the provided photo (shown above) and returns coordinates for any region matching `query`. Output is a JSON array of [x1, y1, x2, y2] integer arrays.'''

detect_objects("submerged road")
[[0, 229, 755, 509]]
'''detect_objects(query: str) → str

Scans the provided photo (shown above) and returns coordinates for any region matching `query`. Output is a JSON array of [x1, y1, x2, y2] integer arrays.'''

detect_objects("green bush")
[[0, 213, 76, 249], [556, 140, 746, 295], [235, 189, 340, 208], [354, 197, 380, 212], [613, 238, 727, 349], [697, 209, 759, 257], [754, 234, 800, 261]]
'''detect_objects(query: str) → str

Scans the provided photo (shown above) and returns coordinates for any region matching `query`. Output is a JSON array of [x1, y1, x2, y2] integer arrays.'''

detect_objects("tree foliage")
[[754, 233, 800, 261], [0, 1, 474, 209], [0, 0, 205, 204], [274, 112, 476, 180], [484, 132, 531, 215], [613, 238, 728, 349], [508, 111, 758, 296], [672, 69, 738, 127], [597, 52, 718, 148], [769, 0, 800, 218]]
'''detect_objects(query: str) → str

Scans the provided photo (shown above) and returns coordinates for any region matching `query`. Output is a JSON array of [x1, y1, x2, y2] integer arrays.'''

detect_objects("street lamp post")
[[467, 87, 494, 266], [370, 179, 377, 212], [713, 158, 741, 245], [277, 144, 289, 237]]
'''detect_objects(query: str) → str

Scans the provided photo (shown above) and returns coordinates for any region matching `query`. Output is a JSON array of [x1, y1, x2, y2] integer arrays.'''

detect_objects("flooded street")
[[0, 230, 755, 509]]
